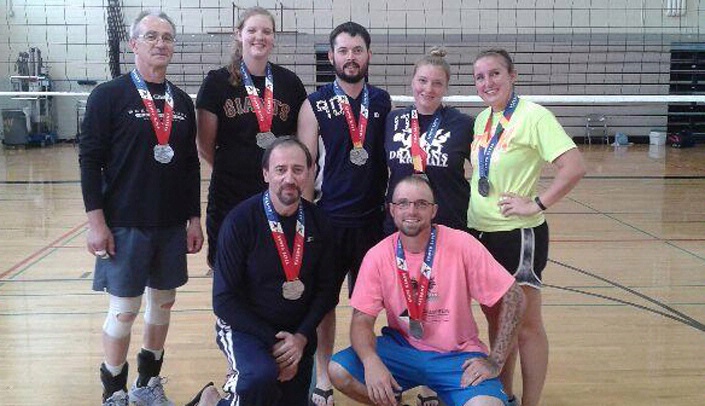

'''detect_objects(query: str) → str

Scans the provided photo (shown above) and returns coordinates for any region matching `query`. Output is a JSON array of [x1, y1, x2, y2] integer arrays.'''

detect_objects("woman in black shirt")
[[196, 6, 307, 267]]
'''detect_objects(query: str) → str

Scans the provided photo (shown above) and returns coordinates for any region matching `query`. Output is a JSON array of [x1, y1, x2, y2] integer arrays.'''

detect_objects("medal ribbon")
[[263, 191, 305, 282], [240, 61, 274, 133], [333, 81, 369, 150], [395, 226, 437, 323], [130, 69, 174, 145], [478, 93, 519, 180], [410, 107, 443, 173]]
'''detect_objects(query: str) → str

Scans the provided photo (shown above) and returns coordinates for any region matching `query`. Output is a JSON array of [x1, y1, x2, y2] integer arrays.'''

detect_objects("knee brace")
[[103, 295, 142, 339], [144, 288, 176, 326]]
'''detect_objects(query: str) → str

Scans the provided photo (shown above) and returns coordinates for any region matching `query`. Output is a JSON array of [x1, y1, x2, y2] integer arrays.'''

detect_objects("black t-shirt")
[[79, 73, 200, 227], [196, 64, 307, 214], [384, 106, 474, 234]]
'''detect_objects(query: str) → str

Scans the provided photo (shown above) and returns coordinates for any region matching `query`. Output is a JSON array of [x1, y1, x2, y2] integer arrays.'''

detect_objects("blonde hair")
[[227, 7, 276, 87], [413, 47, 451, 82]]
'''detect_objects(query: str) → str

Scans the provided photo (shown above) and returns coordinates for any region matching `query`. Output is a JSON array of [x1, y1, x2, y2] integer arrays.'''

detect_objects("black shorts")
[[332, 219, 384, 297], [469, 222, 549, 289]]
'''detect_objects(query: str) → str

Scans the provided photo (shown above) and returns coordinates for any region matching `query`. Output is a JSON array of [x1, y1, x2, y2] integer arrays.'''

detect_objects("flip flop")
[[309, 387, 334, 406], [185, 382, 214, 406], [417, 393, 440, 406]]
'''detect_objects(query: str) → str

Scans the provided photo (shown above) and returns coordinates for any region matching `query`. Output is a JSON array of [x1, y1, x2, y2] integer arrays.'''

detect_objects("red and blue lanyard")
[[130, 69, 174, 146], [395, 226, 437, 323], [240, 61, 275, 133], [262, 191, 305, 282], [333, 81, 369, 151], [410, 106, 442, 173], [478, 93, 519, 180]]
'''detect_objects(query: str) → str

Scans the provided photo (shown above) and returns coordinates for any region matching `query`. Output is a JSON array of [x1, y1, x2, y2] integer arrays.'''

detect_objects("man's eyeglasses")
[[390, 199, 436, 210], [137, 31, 176, 45]]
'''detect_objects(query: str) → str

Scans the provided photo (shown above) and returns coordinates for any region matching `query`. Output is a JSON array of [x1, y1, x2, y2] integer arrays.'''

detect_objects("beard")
[[396, 219, 424, 238], [334, 61, 368, 84], [276, 184, 302, 207]]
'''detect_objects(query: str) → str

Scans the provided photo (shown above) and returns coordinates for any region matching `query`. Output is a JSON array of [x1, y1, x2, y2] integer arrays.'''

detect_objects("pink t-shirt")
[[351, 225, 515, 354]]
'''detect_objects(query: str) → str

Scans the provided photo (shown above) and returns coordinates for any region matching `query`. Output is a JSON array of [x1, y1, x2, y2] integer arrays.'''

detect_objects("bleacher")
[[120, 31, 701, 141]]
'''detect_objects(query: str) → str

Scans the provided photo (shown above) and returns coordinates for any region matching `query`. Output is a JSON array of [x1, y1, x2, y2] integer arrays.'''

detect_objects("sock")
[[104, 361, 126, 377], [142, 347, 164, 361]]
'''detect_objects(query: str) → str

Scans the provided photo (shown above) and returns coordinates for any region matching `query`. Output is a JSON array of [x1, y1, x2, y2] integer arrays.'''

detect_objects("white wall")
[[1, 0, 703, 139]]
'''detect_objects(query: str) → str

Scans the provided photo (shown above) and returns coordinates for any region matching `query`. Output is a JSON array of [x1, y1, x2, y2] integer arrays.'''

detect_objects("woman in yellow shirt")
[[468, 49, 586, 406]]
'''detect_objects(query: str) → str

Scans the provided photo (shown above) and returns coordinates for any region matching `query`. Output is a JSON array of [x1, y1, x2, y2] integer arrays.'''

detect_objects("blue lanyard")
[[478, 93, 519, 179], [411, 106, 443, 144]]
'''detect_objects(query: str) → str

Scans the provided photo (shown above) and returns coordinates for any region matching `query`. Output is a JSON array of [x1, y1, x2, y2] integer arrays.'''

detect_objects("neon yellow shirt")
[[468, 99, 576, 231]]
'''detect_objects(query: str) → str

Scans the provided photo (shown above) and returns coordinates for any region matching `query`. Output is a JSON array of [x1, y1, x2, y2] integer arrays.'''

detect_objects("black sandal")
[[416, 393, 440, 406], [184, 382, 214, 406], [309, 387, 334, 406]]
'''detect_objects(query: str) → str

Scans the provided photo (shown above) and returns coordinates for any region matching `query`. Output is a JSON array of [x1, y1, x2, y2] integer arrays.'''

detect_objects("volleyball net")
[[1, 1, 704, 142]]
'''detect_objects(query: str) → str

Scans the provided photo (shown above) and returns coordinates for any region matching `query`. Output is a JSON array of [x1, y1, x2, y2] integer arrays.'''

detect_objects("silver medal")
[[478, 177, 490, 197], [282, 279, 305, 300], [256, 131, 276, 149], [349, 147, 369, 166], [410, 319, 424, 339], [153, 144, 174, 164]]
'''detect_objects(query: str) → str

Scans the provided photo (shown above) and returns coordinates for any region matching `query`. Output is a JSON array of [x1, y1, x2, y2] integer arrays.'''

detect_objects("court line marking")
[[1, 175, 704, 186], [565, 196, 705, 262], [3, 298, 705, 319], [0, 221, 87, 281], [580, 175, 705, 180], [0, 179, 214, 185], [546, 195, 705, 330], [552, 238, 705, 243], [0, 181, 79, 186], [548, 258, 705, 333], [4, 279, 705, 289]]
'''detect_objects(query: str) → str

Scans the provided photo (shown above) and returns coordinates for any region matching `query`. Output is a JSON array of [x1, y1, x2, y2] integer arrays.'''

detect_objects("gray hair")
[[129, 10, 176, 39]]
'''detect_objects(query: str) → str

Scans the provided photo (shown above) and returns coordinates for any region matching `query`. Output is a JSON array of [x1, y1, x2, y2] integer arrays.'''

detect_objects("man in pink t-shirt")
[[329, 175, 525, 406]]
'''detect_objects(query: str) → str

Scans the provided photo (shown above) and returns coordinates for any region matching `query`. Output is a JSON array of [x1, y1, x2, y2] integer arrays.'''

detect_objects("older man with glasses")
[[79, 9, 202, 406]]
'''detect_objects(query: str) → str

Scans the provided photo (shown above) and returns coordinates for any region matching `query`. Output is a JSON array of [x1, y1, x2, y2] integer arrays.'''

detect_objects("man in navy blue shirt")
[[297, 21, 392, 406], [189, 137, 338, 406]]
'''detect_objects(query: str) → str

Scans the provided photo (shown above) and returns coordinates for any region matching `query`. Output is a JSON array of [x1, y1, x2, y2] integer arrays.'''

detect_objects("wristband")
[[534, 196, 547, 211]]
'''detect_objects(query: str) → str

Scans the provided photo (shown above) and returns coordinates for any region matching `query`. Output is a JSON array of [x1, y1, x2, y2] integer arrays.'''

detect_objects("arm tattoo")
[[488, 283, 525, 368]]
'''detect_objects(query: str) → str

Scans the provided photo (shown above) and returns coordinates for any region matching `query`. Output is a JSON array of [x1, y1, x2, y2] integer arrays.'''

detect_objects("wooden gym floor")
[[0, 143, 703, 405]]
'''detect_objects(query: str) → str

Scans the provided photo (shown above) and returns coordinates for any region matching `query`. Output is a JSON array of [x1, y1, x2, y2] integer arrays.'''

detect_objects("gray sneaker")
[[129, 376, 175, 406], [102, 389, 129, 406]]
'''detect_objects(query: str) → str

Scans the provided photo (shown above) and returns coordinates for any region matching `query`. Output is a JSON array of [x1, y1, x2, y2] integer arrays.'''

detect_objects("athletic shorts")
[[331, 219, 383, 297], [469, 221, 549, 289], [93, 225, 188, 297], [331, 327, 507, 406]]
